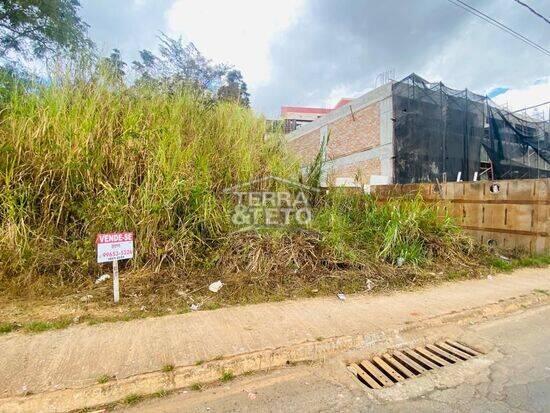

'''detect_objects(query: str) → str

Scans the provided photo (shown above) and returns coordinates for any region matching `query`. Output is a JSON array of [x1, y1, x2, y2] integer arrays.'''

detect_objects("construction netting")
[[392, 74, 550, 183]]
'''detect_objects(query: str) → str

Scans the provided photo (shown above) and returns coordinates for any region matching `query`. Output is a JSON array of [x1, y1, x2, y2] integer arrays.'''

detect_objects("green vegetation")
[[96, 374, 112, 384], [0, 67, 294, 287], [152, 389, 169, 398], [220, 370, 234, 382], [190, 383, 204, 391], [162, 364, 175, 373], [0, 322, 19, 334], [122, 393, 143, 405], [24, 319, 71, 333], [486, 254, 550, 272], [313, 191, 472, 266], [0, 62, 545, 312]]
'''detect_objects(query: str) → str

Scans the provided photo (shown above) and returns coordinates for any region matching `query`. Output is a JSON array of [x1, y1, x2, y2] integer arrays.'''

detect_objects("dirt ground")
[[1, 254, 547, 334]]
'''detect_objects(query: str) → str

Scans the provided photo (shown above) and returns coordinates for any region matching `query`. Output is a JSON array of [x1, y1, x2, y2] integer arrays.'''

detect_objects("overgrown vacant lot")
[[0, 71, 547, 332]]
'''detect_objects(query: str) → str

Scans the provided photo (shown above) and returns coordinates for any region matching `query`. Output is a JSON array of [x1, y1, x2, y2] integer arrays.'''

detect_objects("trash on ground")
[[366, 279, 373, 291], [190, 303, 200, 311], [499, 255, 510, 261], [337, 293, 346, 301], [95, 274, 110, 284], [209, 280, 223, 293], [487, 275, 494, 281], [396, 257, 405, 267], [80, 294, 93, 302]]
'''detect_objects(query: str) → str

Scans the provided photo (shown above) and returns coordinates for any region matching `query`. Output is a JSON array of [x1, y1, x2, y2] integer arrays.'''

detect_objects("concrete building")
[[286, 83, 394, 188], [281, 99, 353, 134], [286, 74, 550, 188]]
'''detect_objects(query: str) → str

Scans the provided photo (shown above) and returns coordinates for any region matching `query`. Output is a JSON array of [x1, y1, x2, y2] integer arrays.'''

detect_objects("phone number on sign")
[[100, 250, 133, 259]]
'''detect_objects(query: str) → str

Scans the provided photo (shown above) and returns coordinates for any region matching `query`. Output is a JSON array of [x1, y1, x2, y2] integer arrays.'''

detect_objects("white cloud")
[[165, 0, 305, 87], [493, 78, 550, 114]]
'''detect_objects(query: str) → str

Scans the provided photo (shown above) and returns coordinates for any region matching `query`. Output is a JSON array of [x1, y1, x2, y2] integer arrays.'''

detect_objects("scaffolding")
[[392, 74, 550, 183]]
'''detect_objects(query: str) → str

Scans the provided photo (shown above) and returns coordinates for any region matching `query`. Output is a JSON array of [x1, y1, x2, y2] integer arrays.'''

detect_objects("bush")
[[0, 70, 297, 282]]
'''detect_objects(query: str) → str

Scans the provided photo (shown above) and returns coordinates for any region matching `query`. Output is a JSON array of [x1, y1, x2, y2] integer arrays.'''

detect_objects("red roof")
[[333, 98, 353, 109], [281, 106, 332, 115], [281, 98, 354, 117]]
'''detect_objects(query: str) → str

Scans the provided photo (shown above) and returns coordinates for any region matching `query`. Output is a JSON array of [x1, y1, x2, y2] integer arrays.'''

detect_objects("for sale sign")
[[96, 232, 134, 263]]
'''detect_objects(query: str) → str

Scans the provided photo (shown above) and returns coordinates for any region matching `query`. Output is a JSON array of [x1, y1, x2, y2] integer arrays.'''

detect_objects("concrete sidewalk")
[[1, 267, 549, 412]]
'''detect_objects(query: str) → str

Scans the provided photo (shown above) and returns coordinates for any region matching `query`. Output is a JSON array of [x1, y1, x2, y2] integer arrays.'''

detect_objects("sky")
[[81, 0, 550, 117]]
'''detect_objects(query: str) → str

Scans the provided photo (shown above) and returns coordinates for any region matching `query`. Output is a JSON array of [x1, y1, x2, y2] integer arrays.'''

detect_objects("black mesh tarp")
[[485, 106, 550, 179], [392, 74, 550, 183]]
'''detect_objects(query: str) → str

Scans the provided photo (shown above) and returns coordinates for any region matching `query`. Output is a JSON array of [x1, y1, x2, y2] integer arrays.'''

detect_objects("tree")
[[217, 69, 250, 107], [132, 49, 158, 86], [100, 48, 126, 80], [0, 61, 33, 101], [131, 34, 251, 104], [0, 0, 91, 58], [156, 34, 228, 91]]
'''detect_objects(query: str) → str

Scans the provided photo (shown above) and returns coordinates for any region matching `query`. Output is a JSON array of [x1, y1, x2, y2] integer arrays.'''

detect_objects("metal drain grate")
[[348, 340, 482, 389]]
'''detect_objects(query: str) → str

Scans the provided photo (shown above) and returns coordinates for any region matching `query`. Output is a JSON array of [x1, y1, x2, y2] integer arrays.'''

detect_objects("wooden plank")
[[425, 344, 460, 363], [414, 347, 450, 366], [392, 350, 427, 374], [372, 356, 405, 382], [359, 359, 394, 387], [446, 340, 482, 356], [435, 341, 472, 360], [348, 363, 382, 389], [382, 353, 416, 379], [461, 226, 547, 237]]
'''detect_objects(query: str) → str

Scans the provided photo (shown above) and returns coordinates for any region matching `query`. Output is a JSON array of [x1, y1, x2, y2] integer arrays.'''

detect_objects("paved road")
[[126, 305, 550, 413]]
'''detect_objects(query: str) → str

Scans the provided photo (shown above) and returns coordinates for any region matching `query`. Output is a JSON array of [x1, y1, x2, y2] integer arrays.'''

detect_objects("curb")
[[1, 291, 549, 412]]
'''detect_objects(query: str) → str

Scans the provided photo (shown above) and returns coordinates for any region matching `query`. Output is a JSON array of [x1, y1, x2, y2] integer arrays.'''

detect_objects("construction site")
[[286, 74, 550, 187]]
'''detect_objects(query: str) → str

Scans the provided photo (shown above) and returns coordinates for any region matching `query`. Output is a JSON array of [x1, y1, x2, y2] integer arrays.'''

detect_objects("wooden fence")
[[371, 178, 549, 254]]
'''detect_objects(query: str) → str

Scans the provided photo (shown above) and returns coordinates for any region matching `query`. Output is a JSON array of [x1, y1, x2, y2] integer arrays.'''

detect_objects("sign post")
[[112, 259, 120, 303], [96, 232, 134, 304]]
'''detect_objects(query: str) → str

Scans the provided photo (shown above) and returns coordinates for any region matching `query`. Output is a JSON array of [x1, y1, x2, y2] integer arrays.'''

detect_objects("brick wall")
[[327, 103, 380, 159], [287, 128, 321, 164], [328, 158, 381, 185], [287, 100, 383, 184]]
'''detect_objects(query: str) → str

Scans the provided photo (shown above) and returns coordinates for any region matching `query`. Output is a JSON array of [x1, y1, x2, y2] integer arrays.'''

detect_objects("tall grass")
[[0, 70, 297, 282], [313, 190, 472, 266], [0, 68, 477, 290]]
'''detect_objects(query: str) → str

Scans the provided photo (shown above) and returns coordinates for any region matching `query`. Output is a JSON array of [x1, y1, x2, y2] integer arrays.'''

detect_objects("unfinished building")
[[286, 74, 550, 187]]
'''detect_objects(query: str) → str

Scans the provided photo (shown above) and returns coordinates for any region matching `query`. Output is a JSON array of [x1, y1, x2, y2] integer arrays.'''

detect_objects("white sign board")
[[96, 232, 134, 263]]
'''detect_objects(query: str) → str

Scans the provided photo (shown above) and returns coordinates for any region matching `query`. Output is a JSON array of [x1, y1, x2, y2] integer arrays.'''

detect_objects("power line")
[[446, 0, 550, 57], [449, 0, 550, 56], [513, 0, 550, 26], [511, 100, 550, 113]]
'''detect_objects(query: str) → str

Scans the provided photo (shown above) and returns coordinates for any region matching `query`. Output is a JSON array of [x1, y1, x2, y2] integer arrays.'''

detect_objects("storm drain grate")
[[348, 340, 483, 389]]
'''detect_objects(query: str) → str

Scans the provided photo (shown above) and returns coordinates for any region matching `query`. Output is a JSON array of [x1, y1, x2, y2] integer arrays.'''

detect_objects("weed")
[[161, 364, 175, 373], [96, 374, 112, 384], [123, 393, 143, 405], [152, 389, 168, 398], [0, 323, 19, 334], [190, 383, 203, 391], [195, 360, 204, 366], [534, 289, 549, 296], [24, 319, 71, 333], [220, 370, 234, 382]]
